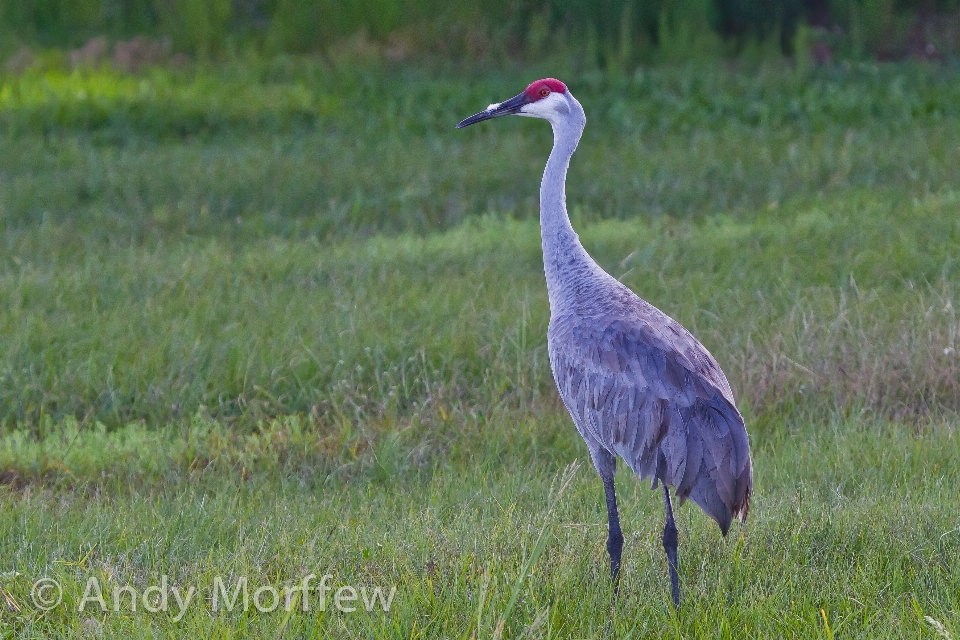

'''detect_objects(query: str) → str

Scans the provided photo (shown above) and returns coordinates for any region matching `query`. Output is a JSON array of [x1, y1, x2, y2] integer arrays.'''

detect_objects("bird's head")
[[456, 78, 575, 129]]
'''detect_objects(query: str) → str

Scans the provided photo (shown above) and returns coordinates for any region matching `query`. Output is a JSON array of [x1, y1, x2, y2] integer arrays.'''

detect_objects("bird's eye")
[[539, 88, 550, 97]]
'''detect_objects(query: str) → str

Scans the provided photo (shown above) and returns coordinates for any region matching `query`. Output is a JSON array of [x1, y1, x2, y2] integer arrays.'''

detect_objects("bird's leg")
[[662, 485, 680, 608], [603, 476, 623, 590]]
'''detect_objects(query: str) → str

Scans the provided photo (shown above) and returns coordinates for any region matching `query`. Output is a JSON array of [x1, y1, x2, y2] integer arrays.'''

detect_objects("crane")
[[457, 78, 753, 608]]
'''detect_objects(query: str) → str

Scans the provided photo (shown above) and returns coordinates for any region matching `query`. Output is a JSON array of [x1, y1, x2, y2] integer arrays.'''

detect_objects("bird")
[[457, 78, 753, 608]]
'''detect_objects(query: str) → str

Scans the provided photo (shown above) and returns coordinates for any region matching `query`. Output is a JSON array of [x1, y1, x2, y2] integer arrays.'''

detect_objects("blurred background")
[[3, 0, 960, 68], [2, 0, 959, 431]]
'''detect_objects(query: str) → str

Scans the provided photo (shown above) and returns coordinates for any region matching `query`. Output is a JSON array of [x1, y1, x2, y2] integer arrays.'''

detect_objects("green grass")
[[3, 200, 958, 430], [3, 61, 960, 240], [1, 59, 960, 637], [1, 413, 958, 637]]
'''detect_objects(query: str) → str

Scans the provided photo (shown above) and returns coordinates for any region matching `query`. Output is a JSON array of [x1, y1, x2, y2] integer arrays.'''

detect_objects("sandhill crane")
[[457, 79, 753, 608]]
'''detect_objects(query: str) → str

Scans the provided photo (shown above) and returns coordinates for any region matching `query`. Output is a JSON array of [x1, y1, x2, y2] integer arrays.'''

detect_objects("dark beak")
[[456, 92, 530, 129]]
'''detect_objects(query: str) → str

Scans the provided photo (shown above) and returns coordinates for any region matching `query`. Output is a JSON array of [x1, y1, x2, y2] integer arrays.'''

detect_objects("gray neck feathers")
[[539, 96, 599, 315]]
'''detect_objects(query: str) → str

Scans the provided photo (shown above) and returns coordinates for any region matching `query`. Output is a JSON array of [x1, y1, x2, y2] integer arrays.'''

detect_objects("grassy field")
[[1, 59, 960, 637]]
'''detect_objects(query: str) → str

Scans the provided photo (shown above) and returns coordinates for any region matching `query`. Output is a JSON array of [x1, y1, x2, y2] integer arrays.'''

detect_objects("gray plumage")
[[458, 78, 752, 606], [548, 276, 752, 534]]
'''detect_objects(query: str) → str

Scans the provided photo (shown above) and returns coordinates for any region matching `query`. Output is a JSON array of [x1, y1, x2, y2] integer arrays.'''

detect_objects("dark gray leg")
[[662, 485, 680, 608], [589, 448, 623, 591], [603, 476, 623, 588]]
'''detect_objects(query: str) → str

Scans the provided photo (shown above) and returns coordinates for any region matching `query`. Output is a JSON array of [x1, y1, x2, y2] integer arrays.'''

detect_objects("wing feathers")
[[552, 317, 753, 533]]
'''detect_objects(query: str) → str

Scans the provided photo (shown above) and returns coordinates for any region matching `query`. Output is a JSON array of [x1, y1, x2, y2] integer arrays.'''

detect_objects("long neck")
[[540, 100, 591, 311]]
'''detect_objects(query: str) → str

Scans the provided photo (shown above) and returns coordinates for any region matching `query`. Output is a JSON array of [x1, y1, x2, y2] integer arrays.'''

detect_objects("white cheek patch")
[[486, 102, 500, 111], [518, 92, 566, 119]]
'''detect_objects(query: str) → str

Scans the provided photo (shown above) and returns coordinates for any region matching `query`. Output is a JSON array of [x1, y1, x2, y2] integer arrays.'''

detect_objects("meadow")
[[1, 59, 959, 637]]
